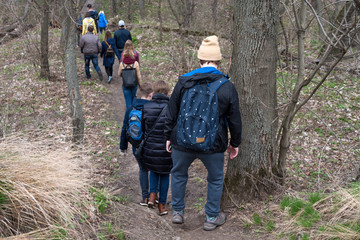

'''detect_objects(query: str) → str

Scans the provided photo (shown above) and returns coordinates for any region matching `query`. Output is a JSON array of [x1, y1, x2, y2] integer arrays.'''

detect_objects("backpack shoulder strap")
[[143, 106, 167, 141], [105, 40, 110, 47], [209, 76, 229, 94]]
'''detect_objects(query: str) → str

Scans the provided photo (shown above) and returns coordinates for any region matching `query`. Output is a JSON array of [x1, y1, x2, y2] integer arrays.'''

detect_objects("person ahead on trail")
[[120, 82, 154, 206], [98, 11, 108, 34], [100, 31, 121, 84], [82, 12, 97, 35], [164, 36, 242, 231], [118, 40, 141, 110], [114, 20, 132, 58], [87, 4, 99, 32], [141, 80, 172, 216], [79, 25, 103, 80]]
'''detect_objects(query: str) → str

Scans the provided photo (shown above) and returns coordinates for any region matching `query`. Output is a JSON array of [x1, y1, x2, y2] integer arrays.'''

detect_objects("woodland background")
[[0, 0, 359, 239]]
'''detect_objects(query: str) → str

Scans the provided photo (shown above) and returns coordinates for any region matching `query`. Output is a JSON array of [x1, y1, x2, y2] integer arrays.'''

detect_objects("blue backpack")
[[176, 77, 229, 151], [126, 108, 143, 147]]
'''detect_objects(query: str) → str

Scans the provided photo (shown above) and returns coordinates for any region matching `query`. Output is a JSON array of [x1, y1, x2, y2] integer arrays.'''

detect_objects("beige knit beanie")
[[197, 35, 222, 61]]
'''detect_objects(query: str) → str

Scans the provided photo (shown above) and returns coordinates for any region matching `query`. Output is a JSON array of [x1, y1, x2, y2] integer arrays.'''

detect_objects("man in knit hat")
[[164, 36, 242, 231]]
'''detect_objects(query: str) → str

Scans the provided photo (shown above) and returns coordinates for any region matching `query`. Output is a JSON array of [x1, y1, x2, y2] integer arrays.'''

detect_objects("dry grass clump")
[[273, 183, 360, 240], [0, 134, 95, 239]]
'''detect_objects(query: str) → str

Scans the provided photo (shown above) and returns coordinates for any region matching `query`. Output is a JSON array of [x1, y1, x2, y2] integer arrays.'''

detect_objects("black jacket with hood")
[[142, 93, 172, 174], [164, 67, 242, 153]]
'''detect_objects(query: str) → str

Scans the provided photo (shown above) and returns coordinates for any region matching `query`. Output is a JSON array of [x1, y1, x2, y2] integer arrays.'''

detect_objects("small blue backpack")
[[176, 77, 228, 151], [126, 108, 143, 147]]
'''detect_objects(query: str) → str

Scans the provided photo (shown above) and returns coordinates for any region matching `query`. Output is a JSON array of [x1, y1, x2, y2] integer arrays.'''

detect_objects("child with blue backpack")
[[120, 82, 154, 206], [141, 80, 172, 215]]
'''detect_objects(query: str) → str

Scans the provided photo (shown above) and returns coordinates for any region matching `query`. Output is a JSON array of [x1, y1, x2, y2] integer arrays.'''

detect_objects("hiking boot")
[[203, 212, 226, 231], [139, 198, 148, 206], [97, 71, 103, 81], [158, 203, 168, 216], [172, 210, 184, 224], [148, 192, 157, 208], [108, 76, 112, 84]]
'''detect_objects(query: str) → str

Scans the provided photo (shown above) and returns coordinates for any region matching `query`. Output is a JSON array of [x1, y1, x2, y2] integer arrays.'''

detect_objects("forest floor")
[[1, 5, 359, 240]]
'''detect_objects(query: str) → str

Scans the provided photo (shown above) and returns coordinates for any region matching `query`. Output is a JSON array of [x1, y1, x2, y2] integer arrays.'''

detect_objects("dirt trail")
[[94, 44, 257, 240]]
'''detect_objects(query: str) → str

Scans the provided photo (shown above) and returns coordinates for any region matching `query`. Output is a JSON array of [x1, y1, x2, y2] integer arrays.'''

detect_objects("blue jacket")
[[98, 13, 107, 28], [100, 38, 121, 67], [164, 67, 242, 153], [120, 98, 150, 151]]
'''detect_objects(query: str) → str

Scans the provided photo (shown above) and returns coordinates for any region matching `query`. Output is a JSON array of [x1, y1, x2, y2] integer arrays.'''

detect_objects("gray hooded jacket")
[[80, 32, 101, 55]]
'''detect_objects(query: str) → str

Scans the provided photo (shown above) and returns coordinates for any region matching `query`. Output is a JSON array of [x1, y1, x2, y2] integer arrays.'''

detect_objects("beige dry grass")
[[0, 133, 96, 239], [271, 186, 360, 240]]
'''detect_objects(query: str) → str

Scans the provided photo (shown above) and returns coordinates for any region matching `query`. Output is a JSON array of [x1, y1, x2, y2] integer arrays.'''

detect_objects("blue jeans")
[[150, 171, 169, 205], [132, 146, 149, 200], [122, 85, 137, 110], [171, 149, 224, 217], [84, 54, 101, 78]]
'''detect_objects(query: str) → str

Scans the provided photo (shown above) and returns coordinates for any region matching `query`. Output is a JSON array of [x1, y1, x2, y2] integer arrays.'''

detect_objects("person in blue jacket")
[[98, 11, 108, 34], [120, 82, 154, 206], [100, 31, 121, 84]]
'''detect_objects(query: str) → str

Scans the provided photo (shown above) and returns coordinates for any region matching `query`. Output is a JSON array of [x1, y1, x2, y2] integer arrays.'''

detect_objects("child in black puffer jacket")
[[141, 80, 172, 215]]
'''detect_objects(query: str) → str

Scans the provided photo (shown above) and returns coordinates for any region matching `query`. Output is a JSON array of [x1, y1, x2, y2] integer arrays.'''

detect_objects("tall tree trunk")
[[64, 0, 84, 143], [139, 0, 145, 19], [158, 0, 163, 41], [112, 0, 118, 16], [212, 0, 218, 30], [277, 0, 306, 180], [40, 0, 50, 79], [222, 0, 279, 206], [127, 0, 132, 21]]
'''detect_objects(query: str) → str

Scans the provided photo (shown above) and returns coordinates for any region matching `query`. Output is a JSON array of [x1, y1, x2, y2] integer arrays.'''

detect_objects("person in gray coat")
[[79, 25, 103, 80]]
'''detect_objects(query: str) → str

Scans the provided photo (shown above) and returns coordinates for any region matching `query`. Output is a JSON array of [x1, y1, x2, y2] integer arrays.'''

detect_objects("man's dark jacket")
[[142, 93, 172, 174], [164, 67, 242, 153], [114, 28, 132, 50]]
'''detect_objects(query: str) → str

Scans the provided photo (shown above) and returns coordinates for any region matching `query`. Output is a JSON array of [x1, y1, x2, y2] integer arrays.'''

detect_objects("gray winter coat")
[[80, 32, 101, 55]]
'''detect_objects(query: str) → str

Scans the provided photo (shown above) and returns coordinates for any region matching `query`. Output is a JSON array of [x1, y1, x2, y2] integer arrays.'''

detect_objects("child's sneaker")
[[108, 76, 112, 84], [203, 212, 226, 231], [172, 210, 184, 224], [139, 198, 148, 206], [119, 149, 126, 156]]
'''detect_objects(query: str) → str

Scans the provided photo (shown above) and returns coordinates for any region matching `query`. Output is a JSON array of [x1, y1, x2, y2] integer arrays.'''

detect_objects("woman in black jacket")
[[141, 80, 172, 215]]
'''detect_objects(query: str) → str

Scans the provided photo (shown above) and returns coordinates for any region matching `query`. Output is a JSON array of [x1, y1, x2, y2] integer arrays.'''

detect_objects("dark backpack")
[[176, 77, 229, 151], [104, 40, 114, 57], [121, 62, 138, 88], [126, 107, 143, 147]]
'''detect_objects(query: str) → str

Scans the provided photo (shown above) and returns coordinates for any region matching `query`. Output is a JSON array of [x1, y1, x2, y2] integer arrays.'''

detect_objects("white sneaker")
[[119, 149, 126, 156]]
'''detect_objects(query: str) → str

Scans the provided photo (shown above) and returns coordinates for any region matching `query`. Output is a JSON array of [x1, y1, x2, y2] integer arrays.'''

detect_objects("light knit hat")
[[197, 36, 222, 61]]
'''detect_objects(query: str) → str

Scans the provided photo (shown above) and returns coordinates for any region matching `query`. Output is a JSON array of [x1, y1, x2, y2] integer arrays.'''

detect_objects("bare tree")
[[222, 0, 280, 205], [158, 0, 163, 41], [40, 0, 50, 79], [139, 0, 145, 19], [63, 0, 84, 143]]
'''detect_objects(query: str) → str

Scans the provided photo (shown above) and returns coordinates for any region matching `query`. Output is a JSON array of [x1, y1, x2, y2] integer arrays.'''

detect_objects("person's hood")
[[132, 98, 150, 109], [152, 93, 169, 102], [179, 67, 224, 89]]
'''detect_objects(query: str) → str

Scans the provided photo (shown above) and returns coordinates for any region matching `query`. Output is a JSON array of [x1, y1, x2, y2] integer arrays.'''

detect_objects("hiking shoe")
[[172, 210, 184, 224], [108, 76, 112, 84], [203, 212, 226, 231], [97, 71, 103, 81], [158, 203, 168, 216], [148, 192, 157, 208], [119, 149, 126, 156], [139, 198, 148, 206]]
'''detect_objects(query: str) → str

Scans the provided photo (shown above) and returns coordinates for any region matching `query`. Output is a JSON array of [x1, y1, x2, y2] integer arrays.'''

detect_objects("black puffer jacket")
[[141, 93, 172, 174], [164, 67, 242, 153]]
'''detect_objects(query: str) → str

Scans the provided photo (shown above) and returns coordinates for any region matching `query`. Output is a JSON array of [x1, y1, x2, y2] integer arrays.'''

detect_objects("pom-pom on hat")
[[118, 20, 125, 26], [197, 35, 222, 61]]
